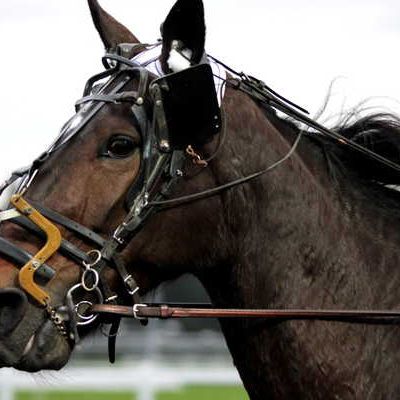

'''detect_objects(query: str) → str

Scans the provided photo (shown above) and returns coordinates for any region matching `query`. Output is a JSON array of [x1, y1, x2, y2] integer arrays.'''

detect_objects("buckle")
[[132, 304, 147, 320], [113, 230, 125, 245]]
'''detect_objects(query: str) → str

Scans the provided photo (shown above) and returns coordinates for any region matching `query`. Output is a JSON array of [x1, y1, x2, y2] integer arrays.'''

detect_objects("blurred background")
[[1, 1, 400, 399]]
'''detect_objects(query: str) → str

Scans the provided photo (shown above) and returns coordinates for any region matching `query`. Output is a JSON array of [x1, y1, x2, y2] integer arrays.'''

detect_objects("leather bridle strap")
[[92, 304, 400, 325], [11, 217, 92, 265], [0, 237, 55, 281], [31, 203, 106, 248]]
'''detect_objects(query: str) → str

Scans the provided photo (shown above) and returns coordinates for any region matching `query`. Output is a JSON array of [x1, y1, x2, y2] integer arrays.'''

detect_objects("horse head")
[[0, 0, 229, 372]]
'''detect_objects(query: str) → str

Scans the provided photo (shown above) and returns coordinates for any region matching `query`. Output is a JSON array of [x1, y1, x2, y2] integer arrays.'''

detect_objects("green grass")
[[16, 386, 248, 400], [157, 385, 248, 400]]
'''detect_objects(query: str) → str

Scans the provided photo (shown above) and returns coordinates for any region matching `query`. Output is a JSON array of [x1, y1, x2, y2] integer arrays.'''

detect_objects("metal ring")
[[81, 268, 100, 292], [82, 249, 102, 269], [75, 301, 95, 321], [67, 284, 104, 326]]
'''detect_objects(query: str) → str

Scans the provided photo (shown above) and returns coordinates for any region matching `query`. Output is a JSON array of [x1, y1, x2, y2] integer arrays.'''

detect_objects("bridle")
[[2, 42, 400, 363], [0, 42, 224, 354]]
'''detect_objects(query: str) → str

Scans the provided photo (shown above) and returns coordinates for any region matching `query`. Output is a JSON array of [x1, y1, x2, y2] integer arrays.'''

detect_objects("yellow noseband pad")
[[11, 195, 62, 306]]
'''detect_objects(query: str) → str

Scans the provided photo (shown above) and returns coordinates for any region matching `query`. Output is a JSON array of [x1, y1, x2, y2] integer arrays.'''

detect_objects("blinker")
[[150, 64, 222, 151]]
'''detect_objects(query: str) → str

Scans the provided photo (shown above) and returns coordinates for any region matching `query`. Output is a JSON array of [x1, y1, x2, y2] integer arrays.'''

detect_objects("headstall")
[[2, 43, 400, 363]]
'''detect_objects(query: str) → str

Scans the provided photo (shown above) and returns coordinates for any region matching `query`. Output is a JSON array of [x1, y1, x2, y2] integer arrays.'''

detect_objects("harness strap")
[[92, 304, 400, 325], [0, 237, 55, 281], [75, 91, 139, 107], [107, 317, 121, 364], [12, 217, 91, 265], [236, 77, 400, 175], [32, 203, 106, 248]]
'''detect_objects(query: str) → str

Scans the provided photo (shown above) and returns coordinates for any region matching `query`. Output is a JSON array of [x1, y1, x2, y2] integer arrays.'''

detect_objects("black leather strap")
[[11, 217, 90, 265], [107, 318, 121, 364], [75, 91, 139, 107], [31, 203, 106, 248], [0, 237, 55, 281]]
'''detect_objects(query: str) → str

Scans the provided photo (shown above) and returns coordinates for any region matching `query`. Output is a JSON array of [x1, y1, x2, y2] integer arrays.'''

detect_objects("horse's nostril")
[[0, 288, 28, 337]]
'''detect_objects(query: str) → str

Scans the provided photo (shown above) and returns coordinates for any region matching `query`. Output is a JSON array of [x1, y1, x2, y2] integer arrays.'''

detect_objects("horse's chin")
[[15, 320, 72, 372]]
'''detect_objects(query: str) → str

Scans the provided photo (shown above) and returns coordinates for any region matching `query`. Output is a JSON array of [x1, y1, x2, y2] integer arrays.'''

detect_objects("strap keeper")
[[124, 275, 140, 296], [0, 209, 21, 222], [160, 305, 171, 319], [105, 295, 118, 303]]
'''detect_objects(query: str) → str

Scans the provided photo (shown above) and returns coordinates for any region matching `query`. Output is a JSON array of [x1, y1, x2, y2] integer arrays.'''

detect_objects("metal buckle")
[[133, 304, 147, 320], [112, 230, 125, 245]]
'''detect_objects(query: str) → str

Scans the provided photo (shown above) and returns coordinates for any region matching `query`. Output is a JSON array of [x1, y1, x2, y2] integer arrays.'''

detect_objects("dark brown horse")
[[2, 1, 400, 399]]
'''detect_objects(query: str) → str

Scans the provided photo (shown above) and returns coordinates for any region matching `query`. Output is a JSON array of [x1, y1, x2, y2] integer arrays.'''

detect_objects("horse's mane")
[[329, 113, 400, 186], [306, 112, 400, 210], [262, 102, 400, 210]]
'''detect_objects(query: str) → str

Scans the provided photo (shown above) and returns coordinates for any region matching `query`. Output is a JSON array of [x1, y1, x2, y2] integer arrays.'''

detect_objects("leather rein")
[[92, 304, 400, 325], [2, 44, 400, 363]]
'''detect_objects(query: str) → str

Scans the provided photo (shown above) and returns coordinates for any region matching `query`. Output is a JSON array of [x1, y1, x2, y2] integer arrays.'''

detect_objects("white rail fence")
[[0, 362, 242, 400]]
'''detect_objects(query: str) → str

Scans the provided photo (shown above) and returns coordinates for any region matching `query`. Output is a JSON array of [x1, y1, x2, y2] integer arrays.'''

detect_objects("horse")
[[2, 0, 400, 398]]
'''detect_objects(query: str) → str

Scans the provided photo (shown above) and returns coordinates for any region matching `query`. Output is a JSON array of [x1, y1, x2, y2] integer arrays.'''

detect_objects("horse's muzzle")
[[0, 288, 28, 337]]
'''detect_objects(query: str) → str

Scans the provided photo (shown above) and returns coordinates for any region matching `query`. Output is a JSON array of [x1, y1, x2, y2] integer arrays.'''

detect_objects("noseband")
[[2, 43, 400, 362]]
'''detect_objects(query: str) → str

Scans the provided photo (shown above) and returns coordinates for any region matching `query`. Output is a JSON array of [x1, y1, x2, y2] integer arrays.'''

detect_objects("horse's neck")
[[200, 92, 400, 399]]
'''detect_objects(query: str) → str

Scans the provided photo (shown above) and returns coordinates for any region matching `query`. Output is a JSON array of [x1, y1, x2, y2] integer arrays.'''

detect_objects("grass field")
[[157, 385, 248, 400], [16, 385, 249, 400]]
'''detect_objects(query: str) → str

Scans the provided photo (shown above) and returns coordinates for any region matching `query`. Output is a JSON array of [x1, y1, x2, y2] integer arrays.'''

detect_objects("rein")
[[2, 43, 400, 362], [91, 303, 400, 325]]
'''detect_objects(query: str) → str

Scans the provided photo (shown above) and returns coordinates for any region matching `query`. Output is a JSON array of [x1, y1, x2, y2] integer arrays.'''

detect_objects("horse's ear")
[[160, 0, 206, 73], [88, 0, 139, 50]]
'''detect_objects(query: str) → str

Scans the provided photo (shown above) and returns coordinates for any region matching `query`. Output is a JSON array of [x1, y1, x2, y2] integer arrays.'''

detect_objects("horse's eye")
[[104, 135, 137, 159]]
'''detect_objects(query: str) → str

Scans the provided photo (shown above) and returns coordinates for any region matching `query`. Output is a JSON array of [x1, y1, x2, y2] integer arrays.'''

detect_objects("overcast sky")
[[1, 0, 400, 180]]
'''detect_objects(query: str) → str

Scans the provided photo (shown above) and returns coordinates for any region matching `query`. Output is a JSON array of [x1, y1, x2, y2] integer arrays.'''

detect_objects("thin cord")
[[149, 132, 303, 209]]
